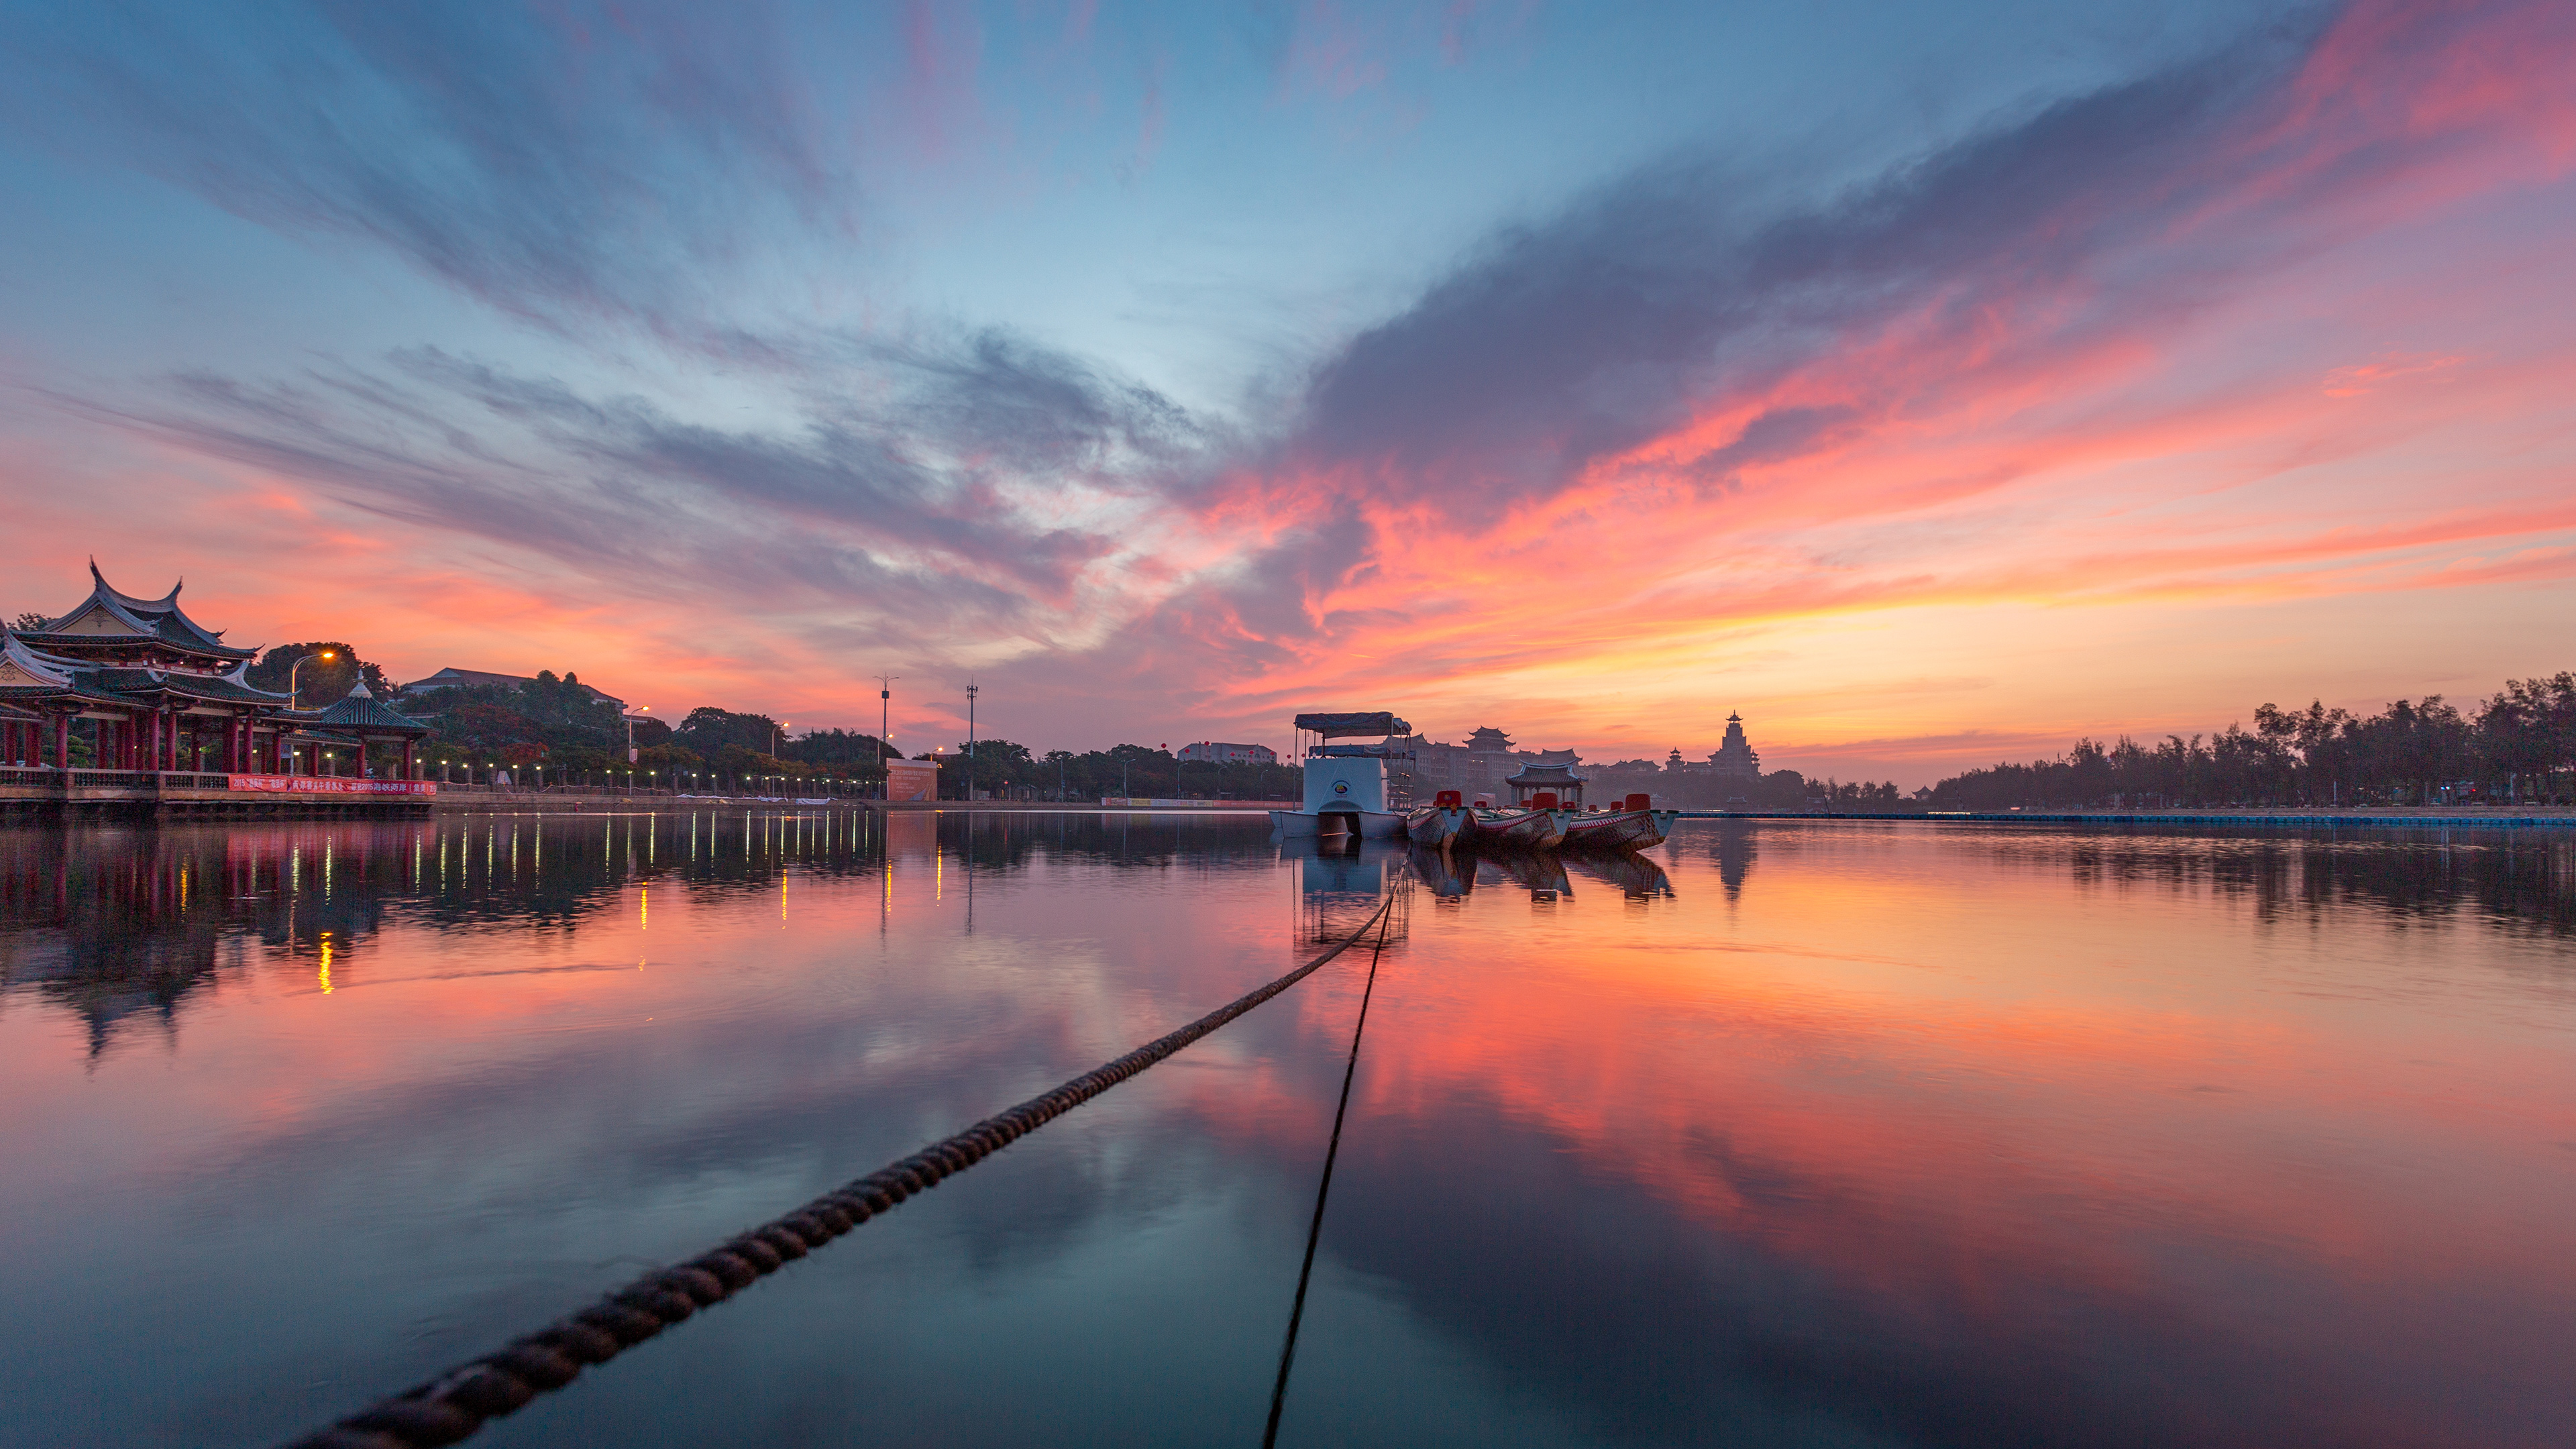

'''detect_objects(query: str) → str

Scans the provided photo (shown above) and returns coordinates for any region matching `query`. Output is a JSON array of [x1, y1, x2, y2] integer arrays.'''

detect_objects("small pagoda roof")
[[21, 563, 257, 661], [1505, 761, 1587, 785], [1295, 711, 1413, 738], [284, 682, 431, 736]]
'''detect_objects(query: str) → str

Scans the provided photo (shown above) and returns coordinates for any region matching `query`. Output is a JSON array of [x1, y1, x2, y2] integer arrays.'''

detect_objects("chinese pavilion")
[[0, 563, 427, 775]]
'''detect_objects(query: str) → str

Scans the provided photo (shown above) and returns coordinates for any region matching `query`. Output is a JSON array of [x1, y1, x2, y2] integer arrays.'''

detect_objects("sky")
[[1, 0, 2571, 784]]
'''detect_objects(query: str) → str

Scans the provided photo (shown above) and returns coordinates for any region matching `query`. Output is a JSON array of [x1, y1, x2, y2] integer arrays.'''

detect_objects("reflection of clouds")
[[1295, 824, 2576, 1446], [9, 817, 2573, 1444]]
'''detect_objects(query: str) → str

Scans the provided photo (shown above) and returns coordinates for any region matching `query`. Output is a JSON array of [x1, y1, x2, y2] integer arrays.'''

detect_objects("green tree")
[[248, 643, 388, 706]]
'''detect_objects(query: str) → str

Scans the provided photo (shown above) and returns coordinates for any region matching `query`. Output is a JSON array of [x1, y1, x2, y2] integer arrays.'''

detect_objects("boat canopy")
[[1294, 711, 1413, 738]]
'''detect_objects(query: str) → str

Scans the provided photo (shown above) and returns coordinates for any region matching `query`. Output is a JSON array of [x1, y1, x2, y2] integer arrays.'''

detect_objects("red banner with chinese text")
[[226, 775, 437, 796]]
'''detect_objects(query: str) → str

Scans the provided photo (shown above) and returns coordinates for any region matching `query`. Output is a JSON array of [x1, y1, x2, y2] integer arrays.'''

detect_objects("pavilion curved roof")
[[1505, 761, 1586, 784], [19, 562, 257, 661], [0, 635, 80, 689]]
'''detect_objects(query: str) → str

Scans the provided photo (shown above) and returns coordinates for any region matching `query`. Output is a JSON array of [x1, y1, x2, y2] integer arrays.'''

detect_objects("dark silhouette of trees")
[[1927, 674, 2576, 808]]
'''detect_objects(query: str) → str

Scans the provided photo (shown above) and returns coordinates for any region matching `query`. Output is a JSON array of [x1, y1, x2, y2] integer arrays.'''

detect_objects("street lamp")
[[287, 649, 337, 710], [875, 674, 898, 798], [963, 680, 979, 805]]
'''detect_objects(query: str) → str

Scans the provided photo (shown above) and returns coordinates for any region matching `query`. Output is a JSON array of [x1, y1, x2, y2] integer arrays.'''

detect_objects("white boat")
[[1267, 711, 1411, 840]]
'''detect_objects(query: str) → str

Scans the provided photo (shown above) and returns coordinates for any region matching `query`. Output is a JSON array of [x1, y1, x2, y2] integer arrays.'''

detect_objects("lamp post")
[[875, 674, 898, 799], [286, 649, 337, 710], [286, 651, 337, 773], [625, 706, 650, 764], [965, 680, 977, 805]]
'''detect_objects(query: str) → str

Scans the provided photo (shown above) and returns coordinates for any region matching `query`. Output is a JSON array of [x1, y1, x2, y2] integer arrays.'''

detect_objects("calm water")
[[3, 813, 2573, 1448]]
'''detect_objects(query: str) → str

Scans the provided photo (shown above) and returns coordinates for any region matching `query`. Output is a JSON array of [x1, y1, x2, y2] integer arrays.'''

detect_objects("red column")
[[56, 714, 70, 769], [401, 739, 415, 779]]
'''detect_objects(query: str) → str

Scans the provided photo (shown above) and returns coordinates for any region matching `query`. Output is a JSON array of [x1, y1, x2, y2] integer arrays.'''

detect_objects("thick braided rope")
[[283, 894, 1395, 1449]]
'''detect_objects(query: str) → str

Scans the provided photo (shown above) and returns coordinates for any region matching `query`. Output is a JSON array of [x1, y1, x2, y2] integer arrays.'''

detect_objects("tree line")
[[392, 689, 1302, 799], [1925, 674, 2576, 809]]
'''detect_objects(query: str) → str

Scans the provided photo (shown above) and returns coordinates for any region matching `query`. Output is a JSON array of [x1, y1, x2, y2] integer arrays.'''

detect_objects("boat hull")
[[1460, 807, 1565, 851], [1271, 807, 1407, 839], [1403, 805, 1469, 849], [1556, 808, 1678, 853]]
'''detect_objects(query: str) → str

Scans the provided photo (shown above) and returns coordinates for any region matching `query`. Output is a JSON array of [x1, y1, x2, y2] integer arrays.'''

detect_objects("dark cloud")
[[52, 325, 1193, 641], [0, 1, 843, 330], [1290, 11, 2334, 519]]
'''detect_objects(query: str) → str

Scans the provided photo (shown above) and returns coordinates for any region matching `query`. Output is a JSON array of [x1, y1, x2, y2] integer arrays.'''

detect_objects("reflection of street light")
[[288, 649, 337, 710]]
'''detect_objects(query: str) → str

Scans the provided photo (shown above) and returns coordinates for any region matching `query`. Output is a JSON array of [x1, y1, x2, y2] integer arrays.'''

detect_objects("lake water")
[[2, 813, 2572, 1448]]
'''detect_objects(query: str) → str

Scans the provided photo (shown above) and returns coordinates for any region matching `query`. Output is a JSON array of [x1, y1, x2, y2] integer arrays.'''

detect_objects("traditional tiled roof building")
[[0, 563, 426, 776], [1709, 712, 1761, 791]]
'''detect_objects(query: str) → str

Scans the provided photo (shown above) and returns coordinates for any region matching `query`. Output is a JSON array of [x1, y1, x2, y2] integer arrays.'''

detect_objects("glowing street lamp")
[[287, 649, 337, 710]]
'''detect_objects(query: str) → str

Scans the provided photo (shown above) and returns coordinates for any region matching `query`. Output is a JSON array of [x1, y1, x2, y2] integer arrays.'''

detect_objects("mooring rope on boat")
[[1263, 906, 1393, 1448], [284, 894, 1396, 1449]]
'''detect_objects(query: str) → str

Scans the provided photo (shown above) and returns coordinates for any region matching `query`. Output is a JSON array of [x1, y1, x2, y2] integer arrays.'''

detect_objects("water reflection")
[[1, 816, 2572, 1448], [0, 811, 1305, 1057], [1289, 837, 1411, 947]]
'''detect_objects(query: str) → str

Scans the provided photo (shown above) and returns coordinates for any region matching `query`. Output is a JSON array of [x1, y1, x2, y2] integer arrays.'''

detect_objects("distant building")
[[398, 666, 625, 710], [1709, 712, 1761, 792], [1408, 726, 1578, 800], [1177, 741, 1278, 765]]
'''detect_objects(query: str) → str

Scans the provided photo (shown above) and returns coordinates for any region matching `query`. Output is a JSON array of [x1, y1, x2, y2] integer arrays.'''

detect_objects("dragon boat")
[[1502, 763, 1678, 853], [1406, 789, 1564, 851]]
